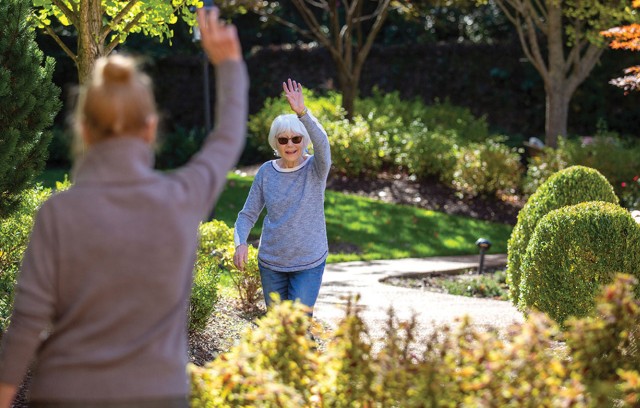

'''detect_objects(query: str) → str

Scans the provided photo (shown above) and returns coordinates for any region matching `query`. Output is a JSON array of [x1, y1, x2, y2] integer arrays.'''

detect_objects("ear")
[[142, 115, 158, 144]]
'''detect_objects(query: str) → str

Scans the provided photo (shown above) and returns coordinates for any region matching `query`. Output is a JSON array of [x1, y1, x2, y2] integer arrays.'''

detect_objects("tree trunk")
[[335, 61, 358, 121], [77, 0, 104, 84], [544, 82, 570, 148]]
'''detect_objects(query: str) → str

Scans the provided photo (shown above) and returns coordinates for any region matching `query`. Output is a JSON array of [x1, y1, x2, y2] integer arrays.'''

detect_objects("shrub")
[[189, 277, 640, 406], [520, 201, 640, 325], [451, 137, 523, 198], [565, 133, 640, 198], [620, 174, 640, 210], [189, 220, 230, 332], [522, 138, 572, 196], [0, 186, 52, 331], [403, 125, 458, 182], [228, 243, 263, 314], [564, 274, 640, 406], [189, 299, 319, 406], [0, 0, 61, 217], [507, 166, 618, 308], [324, 117, 384, 178]]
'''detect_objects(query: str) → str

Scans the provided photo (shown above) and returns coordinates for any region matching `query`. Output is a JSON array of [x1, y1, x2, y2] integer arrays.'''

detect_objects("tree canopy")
[[31, 0, 201, 83]]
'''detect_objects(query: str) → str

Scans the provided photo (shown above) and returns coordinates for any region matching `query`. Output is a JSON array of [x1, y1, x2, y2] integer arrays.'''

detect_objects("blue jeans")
[[258, 261, 325, 314]]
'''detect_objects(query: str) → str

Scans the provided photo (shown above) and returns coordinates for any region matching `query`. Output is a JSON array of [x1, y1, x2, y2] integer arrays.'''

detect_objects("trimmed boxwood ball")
[[519, 201, 640, 325], [507, 166, 618, 308]]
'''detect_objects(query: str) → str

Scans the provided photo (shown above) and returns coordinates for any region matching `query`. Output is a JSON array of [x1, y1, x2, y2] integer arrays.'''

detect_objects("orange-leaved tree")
[[601, 0, 640, 94]]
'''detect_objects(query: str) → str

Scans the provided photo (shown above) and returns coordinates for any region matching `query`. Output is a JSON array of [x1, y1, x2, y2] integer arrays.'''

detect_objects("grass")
[[37, 169, 514, 263], [215, 173, 513, 263]]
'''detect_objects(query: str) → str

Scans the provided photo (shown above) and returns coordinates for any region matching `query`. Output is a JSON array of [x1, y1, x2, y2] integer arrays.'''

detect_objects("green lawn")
[[37, 169, 514, 263], [215, 173, 513, 263]]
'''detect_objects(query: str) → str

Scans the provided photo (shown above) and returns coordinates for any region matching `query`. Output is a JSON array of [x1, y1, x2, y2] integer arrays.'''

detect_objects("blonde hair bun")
[[98, 55, 135, 85]]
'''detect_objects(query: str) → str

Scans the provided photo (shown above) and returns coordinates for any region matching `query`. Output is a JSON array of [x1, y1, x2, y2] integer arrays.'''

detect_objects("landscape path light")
[[475, 238, 492, 274]]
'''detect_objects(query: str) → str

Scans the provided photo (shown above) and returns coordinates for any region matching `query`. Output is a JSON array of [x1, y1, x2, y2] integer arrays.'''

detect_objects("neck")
[[279, 157, 303, 168]]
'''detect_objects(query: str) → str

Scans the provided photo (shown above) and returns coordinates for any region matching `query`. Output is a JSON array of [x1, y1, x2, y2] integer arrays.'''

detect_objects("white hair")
[[267, 114, 311, 155]]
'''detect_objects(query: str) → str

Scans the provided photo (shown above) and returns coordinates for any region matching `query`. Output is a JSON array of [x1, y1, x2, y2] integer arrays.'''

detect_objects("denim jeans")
[[258, 261, 325, 313]]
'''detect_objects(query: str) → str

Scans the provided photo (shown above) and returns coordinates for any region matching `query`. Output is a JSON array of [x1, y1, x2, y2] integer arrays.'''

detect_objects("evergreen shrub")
[[507, 166, 618, 308], [155, 126, 207, 170], [189, 275, 640, 407], [522, 138, 572, 196], [519, 201, 640, 325], [0, 0, 61, 217], [451, 137, 523, 198]]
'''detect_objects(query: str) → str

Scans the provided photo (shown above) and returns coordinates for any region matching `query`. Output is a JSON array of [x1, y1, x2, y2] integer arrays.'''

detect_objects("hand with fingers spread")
[[197, 7, 242, 65], [283, 78, 306, 117]]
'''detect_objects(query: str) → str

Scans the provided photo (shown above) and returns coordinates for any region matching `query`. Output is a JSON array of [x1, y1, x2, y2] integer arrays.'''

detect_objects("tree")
[[601, 0, 640, 93], [32, 0, 200, 84], [0, 0, 61, 218], [242, 0, 402, 120], [479, 0, 638, 148]]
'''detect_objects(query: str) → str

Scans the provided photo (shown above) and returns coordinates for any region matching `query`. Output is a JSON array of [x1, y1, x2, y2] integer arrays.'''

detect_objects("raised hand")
[[282, 78, 306, 116], [197, 7, 242, 65]]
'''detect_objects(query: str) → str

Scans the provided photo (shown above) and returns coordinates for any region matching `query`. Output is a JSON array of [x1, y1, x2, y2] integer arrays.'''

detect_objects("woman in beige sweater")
[[0, 8, 247, 408]]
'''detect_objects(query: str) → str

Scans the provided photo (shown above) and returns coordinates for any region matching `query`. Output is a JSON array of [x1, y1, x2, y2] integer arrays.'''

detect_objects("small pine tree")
[[0, 0, 61, 218]]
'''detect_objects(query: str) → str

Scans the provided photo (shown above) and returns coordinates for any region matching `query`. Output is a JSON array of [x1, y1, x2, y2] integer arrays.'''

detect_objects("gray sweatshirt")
[[234, 113, 331, 272], [0, 60, 248, 401]]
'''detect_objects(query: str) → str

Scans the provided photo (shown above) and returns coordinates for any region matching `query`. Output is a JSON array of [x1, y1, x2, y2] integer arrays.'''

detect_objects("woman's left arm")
[[282, 79, 331, 178]]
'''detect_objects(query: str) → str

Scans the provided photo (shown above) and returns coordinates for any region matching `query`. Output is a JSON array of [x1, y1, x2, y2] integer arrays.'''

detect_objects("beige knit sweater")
[[0, 60, 248, 402]]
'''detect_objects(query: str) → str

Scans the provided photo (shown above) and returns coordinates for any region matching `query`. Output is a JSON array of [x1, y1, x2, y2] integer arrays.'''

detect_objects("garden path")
[[314, 254, 524, 346]]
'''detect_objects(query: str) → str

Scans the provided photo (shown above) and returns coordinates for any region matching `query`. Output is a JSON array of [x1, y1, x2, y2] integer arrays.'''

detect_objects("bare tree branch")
[[44, 24, 77, 64], [354, 0, 390, 69]]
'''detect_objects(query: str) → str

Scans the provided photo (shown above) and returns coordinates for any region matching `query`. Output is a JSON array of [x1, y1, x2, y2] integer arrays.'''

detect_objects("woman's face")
[[275, 130, 305, 163]]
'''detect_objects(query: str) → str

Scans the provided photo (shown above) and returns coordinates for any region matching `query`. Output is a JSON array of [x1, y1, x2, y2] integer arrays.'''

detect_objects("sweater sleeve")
[[300, 112, 331, 179], [233, 170, 265, 247], [171, 60, 249, 218], [0, 204, 57, 385]]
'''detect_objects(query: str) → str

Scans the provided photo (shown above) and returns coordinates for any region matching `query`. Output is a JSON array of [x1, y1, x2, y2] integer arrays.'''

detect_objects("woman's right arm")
[[233, 172, 265, 270], [172, 8, 249, 218]]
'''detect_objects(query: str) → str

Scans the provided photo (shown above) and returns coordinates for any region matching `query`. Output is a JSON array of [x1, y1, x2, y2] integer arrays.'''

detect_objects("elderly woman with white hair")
[[233, 79, 331, 314]]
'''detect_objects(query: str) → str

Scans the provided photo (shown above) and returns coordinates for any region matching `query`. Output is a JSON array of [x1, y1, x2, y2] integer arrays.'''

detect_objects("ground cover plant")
[[382, 269, 510, 301]]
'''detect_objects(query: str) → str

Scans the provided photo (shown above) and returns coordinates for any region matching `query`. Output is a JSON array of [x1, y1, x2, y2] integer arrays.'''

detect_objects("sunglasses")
[[277, 135, 304, 145]]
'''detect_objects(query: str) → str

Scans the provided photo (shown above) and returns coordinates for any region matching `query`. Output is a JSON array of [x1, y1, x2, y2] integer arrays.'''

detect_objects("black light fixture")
[[475, 238, 492, 274], [191, 0, 215, 132]]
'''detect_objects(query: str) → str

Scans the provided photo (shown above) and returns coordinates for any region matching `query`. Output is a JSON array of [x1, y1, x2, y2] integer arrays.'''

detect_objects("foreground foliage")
[[190, 275, 640, 407]]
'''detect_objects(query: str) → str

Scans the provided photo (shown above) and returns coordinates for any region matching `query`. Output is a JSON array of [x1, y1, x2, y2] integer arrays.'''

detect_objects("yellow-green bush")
[[507, 166, 618, 308], [0, 185, 52, 331], [564, 274, 640, 406], [190, 276, 640, 407], [451, 137, 523, 198], [190, 220, 232, 332], [520, 202, 640, 325]]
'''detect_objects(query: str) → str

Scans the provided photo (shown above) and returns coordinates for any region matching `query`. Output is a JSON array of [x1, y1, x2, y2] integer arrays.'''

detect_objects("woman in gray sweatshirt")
[[0, 8, 247, 408], [233, 79, 331, 315]]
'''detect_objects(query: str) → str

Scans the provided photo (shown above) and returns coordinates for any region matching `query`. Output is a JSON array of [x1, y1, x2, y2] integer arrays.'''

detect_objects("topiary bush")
[[451, 137, 523, 198], [507, 166, 618, 308], [519, 201, 640, 325]]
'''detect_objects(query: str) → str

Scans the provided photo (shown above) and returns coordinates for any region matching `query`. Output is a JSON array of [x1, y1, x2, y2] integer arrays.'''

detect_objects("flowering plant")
[[620, 175, 640, 209]]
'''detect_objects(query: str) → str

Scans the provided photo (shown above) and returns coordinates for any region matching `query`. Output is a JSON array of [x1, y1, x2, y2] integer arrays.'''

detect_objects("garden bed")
[[381, 268, 510, 301]]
